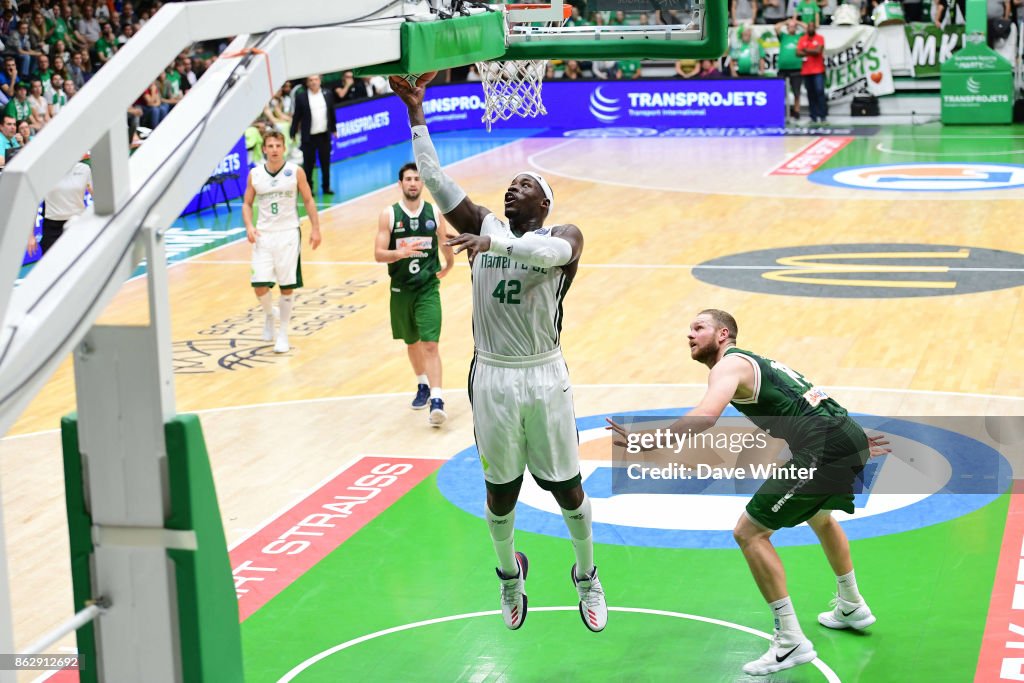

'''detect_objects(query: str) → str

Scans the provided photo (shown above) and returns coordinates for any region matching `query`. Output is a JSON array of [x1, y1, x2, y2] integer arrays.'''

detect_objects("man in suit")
[[289, 74, 336, 194]]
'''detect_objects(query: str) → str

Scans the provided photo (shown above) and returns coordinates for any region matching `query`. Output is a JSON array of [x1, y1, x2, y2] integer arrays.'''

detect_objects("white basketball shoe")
[[498, 551, 528, 630], [572, 564, 607, 632], [818, 595, 876, 630], [742, 632, 817, 676], [274, 332, 290, 354], [261, 314, 275, 341]]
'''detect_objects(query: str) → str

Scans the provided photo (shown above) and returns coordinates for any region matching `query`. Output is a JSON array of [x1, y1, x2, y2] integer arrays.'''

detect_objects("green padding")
[[61, 414, 98, 683], [61, 414, 243, 681], [505, 0, 729, 61], [164, 414, 244, 682], [359, 11, 506, 76]]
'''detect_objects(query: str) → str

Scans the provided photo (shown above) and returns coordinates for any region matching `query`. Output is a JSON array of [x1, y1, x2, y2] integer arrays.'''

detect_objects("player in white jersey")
[[390, 74, 607, 633], [243, 130, 322, 353]]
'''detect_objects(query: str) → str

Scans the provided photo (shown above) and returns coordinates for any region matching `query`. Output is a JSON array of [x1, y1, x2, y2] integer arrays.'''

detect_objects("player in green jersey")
[[608, 309, 890, 676], [375, 162, 454, 426]]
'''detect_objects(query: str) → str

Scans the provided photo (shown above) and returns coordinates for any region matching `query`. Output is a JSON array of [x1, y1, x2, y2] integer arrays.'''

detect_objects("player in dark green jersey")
[[375, 162, 454, 426], [608, 309, 890, 677]]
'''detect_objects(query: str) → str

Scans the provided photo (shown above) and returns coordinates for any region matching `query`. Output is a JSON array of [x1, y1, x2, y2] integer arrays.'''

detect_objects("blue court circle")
[[435, 408, 1012, 548], [808, 162, 1024, 192]]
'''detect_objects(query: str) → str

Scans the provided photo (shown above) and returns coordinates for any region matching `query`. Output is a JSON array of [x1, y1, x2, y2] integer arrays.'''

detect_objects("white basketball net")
[[475, 5, 567, 131], [475, 59, 549, 131]]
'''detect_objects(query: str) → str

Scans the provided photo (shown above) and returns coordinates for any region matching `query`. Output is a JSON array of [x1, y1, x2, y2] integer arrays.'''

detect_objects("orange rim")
[[504, 3, 573, 19]]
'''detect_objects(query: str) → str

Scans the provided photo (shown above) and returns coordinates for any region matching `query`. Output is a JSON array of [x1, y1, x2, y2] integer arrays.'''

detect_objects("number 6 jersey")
[[472, 213, 572, 357], [388, 200, 440, 293]]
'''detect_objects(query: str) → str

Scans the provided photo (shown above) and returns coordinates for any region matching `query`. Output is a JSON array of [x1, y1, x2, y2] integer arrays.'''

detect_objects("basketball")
[[391, 71, 439, 91]]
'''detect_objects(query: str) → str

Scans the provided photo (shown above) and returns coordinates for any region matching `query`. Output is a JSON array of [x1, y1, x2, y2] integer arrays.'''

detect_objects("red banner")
[[770, 137, 853, 176]]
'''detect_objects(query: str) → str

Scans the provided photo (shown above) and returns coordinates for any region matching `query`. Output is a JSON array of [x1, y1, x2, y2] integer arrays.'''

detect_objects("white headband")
[[516, 171, 554, 213]]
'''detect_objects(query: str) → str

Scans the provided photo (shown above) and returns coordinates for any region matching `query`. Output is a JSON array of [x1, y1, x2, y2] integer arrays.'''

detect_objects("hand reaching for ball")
[[388, 71, 438, 108]]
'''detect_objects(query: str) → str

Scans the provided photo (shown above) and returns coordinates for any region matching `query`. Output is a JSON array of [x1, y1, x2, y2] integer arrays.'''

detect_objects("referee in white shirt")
[[38, 160, 92, 254], [289, 75, 337, 195]]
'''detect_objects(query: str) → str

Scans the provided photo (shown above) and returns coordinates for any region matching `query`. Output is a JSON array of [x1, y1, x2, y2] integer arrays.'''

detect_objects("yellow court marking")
[[764, 249, 972, 288]]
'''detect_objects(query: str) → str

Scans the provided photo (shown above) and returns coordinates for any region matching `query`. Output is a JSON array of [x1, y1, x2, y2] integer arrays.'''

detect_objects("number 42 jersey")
[[472, 213, 572, 357]]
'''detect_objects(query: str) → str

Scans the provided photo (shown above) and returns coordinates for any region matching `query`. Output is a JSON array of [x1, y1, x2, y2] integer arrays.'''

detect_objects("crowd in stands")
[[562, 0, 998, 28], [0, 0, 225, 167]]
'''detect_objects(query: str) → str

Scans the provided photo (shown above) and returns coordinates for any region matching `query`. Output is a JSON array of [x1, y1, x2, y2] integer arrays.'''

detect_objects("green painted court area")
[[240, 472, 1008, 682], [828, 123, 1024, 166]]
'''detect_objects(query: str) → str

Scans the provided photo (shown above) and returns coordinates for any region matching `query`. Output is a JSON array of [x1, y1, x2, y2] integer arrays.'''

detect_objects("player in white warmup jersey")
[[390, 74, 607, 633], [243, 130, 322, 353]]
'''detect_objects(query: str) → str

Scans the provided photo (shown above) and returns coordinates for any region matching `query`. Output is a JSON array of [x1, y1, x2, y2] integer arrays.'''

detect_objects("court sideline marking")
[[189, 259, 1024, 273], [875, 143, 1024, 157], [4, 384, 1022, 442]]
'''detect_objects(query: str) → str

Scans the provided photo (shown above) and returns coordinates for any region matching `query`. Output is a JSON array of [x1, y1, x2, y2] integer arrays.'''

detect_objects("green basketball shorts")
[[390, 282, 441, 345], [745, 418, 870, 530]]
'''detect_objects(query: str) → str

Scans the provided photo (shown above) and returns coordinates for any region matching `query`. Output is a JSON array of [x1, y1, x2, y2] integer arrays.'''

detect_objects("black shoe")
[[323, 188, 334, 195]]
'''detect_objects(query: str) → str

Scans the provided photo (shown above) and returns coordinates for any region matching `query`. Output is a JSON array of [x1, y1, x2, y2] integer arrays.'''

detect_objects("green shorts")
[[390, 282, 441, 344], [745, 419, 870, 531]]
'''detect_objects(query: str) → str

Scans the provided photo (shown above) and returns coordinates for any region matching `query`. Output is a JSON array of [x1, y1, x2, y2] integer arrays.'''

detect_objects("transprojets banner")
[[905, 23, 967, 77], [751, 24, 895, 102], [940, 40, 1014, 123]]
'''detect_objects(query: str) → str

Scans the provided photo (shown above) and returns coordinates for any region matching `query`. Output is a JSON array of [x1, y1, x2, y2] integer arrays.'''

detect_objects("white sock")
[[258, 291, 273, 316], [486, 506, 518, 578], [429, 387, 442, 400], [278, 295, 294, 334], [561, 495, 595, 580], [416, 374, 429, 386], [837, 570, 863, 603], [769, 596, 803, 638]]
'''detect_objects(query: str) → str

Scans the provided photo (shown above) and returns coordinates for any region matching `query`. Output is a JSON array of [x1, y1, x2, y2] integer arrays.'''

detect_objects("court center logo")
[[809, 162, 1024, 191], [588, 86, 622, 123], [436, 410, 1011, 549], [173, 281, 375, 373], [693, 243, 1024, 298]]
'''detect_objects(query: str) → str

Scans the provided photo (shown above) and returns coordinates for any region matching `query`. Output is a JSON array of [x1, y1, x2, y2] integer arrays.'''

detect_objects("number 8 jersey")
[[472, 213, 572, 357], [251, 162, 300, 232]]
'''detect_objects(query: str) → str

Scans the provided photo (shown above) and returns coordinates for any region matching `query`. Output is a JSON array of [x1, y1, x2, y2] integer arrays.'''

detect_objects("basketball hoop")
[[476, 3, 572, 131]]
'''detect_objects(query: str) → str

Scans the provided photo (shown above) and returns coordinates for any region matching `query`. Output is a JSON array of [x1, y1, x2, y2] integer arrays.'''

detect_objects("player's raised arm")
[[389, 74, 490, 236]]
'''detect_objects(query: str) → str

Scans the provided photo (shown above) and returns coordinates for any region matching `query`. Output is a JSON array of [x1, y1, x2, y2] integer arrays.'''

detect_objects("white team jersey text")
[[251, 162, 299, 232], [471, 213, 569, 357]]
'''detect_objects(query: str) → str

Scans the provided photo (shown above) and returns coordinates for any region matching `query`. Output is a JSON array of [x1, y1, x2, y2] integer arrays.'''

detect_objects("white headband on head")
[[515, 171, 554, 213]]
